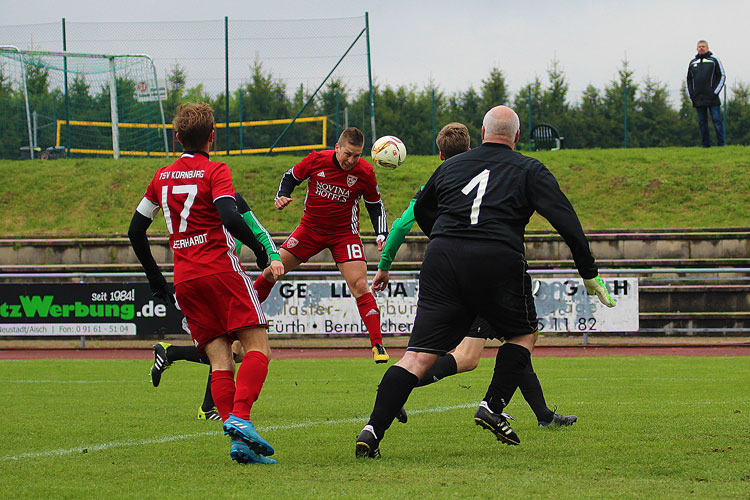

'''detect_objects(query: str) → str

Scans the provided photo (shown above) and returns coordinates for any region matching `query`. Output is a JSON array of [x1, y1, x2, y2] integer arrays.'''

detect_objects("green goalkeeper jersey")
[[378, 190, 422, 271], [234, 210, 281, 262]]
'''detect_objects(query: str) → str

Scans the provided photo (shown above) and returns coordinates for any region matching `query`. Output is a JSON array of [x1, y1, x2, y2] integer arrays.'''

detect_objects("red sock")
[[356, 292, 383, 347], [253, 274, 276, 303], [210, 370, 236, 421], [232, 351, 269, 420]]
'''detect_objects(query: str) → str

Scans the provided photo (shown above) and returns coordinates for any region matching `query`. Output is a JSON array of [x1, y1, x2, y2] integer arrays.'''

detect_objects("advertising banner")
[[0, 277, 637, 337], [262, 277, 638, 335], [0, 283, 181, 337]]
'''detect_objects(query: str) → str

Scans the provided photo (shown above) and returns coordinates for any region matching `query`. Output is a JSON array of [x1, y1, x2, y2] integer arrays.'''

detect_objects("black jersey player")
[[356, 105, 615, 457]]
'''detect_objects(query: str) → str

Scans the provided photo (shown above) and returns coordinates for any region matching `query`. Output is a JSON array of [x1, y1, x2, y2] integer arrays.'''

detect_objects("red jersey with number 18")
[[293, 150, 381, 234], [143, 152, 244, 285]]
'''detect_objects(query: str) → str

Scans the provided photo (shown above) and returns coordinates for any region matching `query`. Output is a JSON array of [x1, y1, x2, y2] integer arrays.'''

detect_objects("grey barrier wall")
[[0, 276, 638, 345]]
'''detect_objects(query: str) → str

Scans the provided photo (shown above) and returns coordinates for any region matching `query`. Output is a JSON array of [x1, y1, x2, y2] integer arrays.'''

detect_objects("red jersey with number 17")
[[293, 150, 381, 234], [143, 152, 244, 285]]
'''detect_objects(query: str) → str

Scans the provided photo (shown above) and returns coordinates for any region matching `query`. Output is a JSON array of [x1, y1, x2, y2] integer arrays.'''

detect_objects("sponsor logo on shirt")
[[346, 175, 358, 187], [286, 237, 299, 248], [317, 171, 326, 177], [315, 181, 351, 202]]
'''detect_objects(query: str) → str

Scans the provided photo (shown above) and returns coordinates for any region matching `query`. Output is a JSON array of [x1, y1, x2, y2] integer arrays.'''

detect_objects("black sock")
[[201, 370, 215, 411], [166, 345, 209, 364], [519, 361, 554, 423], [368, 365, 419, 439], [483, 343, 531, 413], [416, 353, 458, 387]]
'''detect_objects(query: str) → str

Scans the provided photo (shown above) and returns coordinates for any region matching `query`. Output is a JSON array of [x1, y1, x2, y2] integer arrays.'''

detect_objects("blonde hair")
[[173, 102, 215, 150]]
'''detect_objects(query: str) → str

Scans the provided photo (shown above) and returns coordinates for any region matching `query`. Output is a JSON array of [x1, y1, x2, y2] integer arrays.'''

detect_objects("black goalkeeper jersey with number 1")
[[414, 142, 598, 279]]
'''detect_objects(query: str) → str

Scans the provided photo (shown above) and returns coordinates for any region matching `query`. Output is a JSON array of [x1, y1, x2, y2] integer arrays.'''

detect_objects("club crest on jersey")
[[346, 175, 358, 187], [286, 237, 299, 248]]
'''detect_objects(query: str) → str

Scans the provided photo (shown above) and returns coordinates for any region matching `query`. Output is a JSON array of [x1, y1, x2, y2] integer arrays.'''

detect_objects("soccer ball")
[[371, 135, 407, 169]]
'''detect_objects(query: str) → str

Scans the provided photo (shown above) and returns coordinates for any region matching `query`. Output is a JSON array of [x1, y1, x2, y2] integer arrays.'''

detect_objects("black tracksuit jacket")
[[687, 51, 725, 108]]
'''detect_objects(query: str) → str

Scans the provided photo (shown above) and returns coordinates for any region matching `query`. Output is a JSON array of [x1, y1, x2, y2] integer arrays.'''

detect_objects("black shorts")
[[467, 317, 494, 339], [408, 237, 538, 355]]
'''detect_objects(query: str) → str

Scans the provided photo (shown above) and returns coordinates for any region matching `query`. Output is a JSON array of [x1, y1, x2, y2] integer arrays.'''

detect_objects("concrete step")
[[2, 228, 750, 268]]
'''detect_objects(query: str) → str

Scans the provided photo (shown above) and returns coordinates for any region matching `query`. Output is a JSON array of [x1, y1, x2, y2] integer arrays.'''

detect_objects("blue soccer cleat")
[[230, 439, 278, 464], [223, 414, 274, 456]]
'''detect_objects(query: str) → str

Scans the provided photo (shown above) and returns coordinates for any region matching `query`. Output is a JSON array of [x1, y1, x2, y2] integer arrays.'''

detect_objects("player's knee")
[[350, 278, 370, 297], [455, 353, 480, 372], [464, 355, 481, 371]]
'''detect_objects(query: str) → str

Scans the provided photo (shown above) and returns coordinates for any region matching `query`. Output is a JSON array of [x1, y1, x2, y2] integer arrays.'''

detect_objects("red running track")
[[1, 345, 748, 360]]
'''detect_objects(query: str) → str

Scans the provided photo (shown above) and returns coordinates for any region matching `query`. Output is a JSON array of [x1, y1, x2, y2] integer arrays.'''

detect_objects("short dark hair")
[[436, 122, 470, 159], [338, 127, 364, 148], [173, 102, 214, 150]]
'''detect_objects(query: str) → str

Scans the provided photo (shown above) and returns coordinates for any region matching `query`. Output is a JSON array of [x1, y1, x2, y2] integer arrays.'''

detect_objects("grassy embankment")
[[2, 146, 749, 235]]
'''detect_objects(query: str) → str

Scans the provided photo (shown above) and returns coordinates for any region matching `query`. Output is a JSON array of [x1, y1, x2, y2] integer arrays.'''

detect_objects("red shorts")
[[175, 271, 267, 352], [282, 224, 366, 263]]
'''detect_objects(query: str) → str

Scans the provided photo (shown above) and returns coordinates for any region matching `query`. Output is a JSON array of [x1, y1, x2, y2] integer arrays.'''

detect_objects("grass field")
[[2, 145, 750, 235], [1, 355, 748, 499]]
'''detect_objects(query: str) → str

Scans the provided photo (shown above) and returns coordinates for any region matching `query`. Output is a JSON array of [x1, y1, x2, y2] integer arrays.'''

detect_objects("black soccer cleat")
[[198, 406, 222, 421], [395, 407, 408, 424], [474, 401, 520, 445], [355, 425, 381, 458], [150, 342, 171, 388], [539, 411, 578, 428]]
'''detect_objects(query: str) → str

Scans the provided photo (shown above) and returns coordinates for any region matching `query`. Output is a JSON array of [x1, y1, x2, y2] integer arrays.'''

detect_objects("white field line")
[[0, 403, 477, 462]]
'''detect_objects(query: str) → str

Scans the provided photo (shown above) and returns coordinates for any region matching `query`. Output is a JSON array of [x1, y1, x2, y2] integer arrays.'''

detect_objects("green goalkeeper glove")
[[583, 274, 616, 307]]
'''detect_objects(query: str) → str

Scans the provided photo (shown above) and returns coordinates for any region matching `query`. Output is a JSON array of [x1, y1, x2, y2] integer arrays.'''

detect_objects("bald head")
[[482, 105, 520, 147]]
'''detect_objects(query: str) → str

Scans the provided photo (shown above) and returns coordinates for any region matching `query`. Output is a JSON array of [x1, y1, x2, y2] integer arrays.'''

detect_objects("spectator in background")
[[687, 40, 726, 147]]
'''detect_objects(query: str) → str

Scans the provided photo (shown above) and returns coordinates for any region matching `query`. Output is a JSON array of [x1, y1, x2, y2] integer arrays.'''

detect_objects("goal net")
[[0, 46, 168, 159]]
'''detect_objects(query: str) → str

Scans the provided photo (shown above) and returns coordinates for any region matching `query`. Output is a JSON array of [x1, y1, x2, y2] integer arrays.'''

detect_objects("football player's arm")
[[372, 196, 418, 293], [128, 197, 174, 304], [530, 166, 615, 307], [234, 193, 280, 261], [215, 196, 270, 270], [274, 167, 304, 210], [414, 176, 439, 237], [379, 195, 418, 271], [365, 199, 388, 250]]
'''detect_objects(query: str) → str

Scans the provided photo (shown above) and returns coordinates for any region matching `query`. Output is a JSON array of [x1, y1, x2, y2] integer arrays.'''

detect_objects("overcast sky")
[[4, 0, 749, 105]]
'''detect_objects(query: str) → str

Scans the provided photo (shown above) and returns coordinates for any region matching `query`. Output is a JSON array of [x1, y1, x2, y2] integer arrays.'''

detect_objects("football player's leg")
[[519, 359, 554, 424], [255, 248, 302, 302], [197, 370, 221, 421], [203, 335, 237, 422], [224, 326, 274, 457], [165, 344, 210, 364], [338, 259, 385, 354], [357, 351, 436, 457], [415, 336, 485, 387], [483, 331, 536, 412], [232, 326, 271, 420]]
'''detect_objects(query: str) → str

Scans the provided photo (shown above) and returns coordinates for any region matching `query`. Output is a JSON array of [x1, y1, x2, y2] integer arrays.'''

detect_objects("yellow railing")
[[56, 115, 328, 156]]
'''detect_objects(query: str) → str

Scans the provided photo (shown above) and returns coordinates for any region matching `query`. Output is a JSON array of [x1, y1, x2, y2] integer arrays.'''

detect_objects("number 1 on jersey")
[[461, 169, 489, 225]]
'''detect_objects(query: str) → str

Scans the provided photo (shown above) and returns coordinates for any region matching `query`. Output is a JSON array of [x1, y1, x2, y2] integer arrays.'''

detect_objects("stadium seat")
[[531, 124, 564, 151]]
